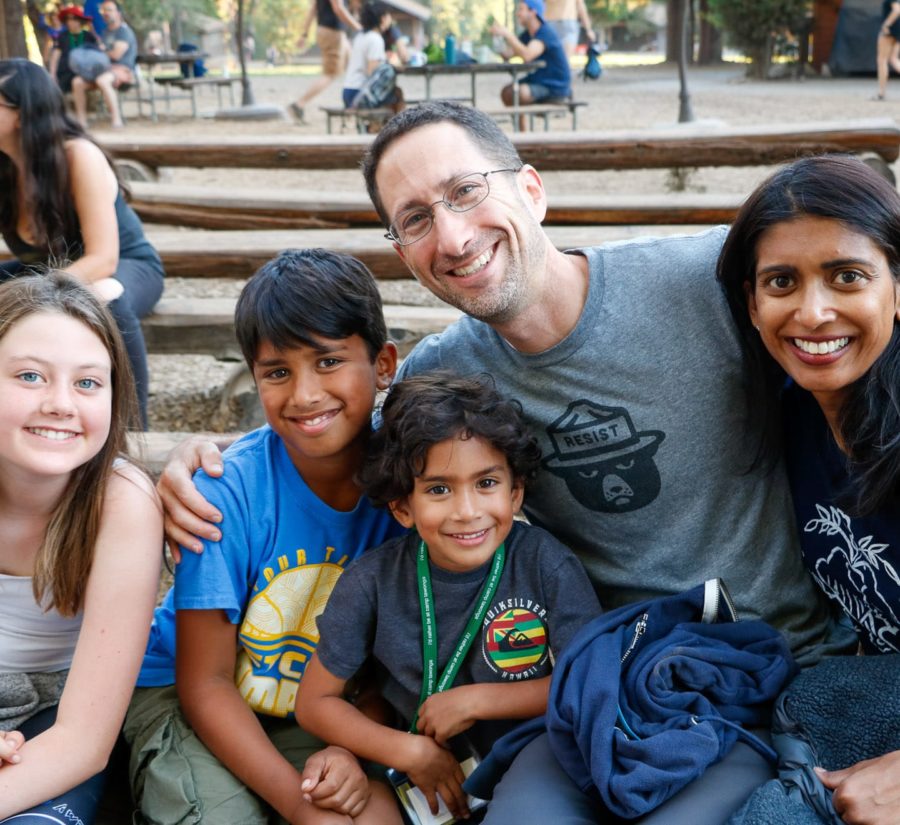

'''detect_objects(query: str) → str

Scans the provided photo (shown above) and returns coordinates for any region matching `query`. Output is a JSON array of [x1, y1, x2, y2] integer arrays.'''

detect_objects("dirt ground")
[[103, 59, 900, 431]]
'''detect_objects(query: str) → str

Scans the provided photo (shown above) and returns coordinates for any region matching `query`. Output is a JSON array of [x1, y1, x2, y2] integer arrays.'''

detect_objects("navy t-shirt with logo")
[[783, 382, 900, 654], [316, 520, 600, 756]]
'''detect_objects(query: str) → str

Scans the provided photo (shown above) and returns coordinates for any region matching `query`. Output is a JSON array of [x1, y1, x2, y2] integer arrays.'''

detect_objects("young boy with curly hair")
[[296, 372, 601, 823]]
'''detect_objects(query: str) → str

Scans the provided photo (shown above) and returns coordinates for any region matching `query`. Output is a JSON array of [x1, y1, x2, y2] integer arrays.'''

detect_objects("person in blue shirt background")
[[490, 0, 571, 115]]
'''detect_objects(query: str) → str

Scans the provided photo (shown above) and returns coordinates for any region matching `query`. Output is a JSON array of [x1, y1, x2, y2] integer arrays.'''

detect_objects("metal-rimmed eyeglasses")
[[385, 167, 522, 246]]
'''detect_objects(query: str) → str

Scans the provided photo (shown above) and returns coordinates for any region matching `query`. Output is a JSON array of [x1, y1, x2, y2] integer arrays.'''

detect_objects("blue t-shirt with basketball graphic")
[[315, 520, 601, 756], [136, 425, 406, 718]]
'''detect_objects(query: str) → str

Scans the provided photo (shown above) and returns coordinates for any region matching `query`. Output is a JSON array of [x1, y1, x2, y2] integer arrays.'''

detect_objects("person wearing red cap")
[[69, 0, 136, 129], [49, 5, 101, 98]]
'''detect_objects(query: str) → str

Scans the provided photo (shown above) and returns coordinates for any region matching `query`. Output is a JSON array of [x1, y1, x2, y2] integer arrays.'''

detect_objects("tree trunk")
[[1, 0, 28, 59], [666, 0, 680, 62], [749, 37, 773, 79], [697, 0, 723, 64], [236, 0, 255, 105], [677, 0, 694, 121]]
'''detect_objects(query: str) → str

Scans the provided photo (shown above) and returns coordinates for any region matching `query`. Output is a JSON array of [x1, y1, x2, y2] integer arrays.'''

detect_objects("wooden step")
[[142, 298, 462, 357], [100, 119, 900, 171], [128, 182, 741, 230]]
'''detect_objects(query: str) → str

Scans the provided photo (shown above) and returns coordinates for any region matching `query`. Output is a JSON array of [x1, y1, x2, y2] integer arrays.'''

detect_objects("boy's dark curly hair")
[[360, 371, 542, 507]]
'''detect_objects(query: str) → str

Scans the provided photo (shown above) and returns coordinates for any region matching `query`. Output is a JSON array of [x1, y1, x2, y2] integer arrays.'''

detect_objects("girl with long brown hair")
[[0, 273, 161, 823]]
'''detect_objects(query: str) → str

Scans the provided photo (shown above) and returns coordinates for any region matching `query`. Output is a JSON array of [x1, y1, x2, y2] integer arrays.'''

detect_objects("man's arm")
[[489, 23, 545, 62], [156, 435, 238, 557], [415, 678, 550, 745], [575, 0, 596, 42], [105, 31, 130, 63], [297, 3, 317, 49]]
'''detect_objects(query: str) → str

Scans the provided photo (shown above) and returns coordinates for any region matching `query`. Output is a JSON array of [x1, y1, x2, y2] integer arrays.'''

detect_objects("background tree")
[[124, 0, 218, 45], [706, 0, 810, 78], [1, 0, 27, 59], [253, 0, 306, 61]]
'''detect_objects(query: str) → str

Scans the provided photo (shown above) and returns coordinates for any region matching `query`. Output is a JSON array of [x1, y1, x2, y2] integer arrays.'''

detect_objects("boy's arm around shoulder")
[[0, 463, 162, 819]]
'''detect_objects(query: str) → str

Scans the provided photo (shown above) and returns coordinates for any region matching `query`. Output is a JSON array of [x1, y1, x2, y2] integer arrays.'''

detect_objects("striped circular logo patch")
[[484, 608, 548, 674]]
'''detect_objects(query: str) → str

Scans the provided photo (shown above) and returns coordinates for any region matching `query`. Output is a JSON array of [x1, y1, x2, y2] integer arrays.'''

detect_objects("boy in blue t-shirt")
[[124, 249, 405, 825]]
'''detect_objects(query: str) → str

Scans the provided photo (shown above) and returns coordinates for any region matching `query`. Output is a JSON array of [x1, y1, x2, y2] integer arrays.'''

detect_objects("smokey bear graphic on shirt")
[[543, 400, 665, 513]]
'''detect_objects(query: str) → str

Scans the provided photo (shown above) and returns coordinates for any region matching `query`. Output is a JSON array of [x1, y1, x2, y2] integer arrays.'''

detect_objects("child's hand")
[[416, 686, 477, 745], [0, 731, 24, 766], [300, 745, 369, 817], [406, 735, 469, 819]]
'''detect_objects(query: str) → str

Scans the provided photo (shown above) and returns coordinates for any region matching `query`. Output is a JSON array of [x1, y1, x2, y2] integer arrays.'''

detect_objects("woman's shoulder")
[[103, 458, 160, 516], [64, 138, 118, 195], [64, 137, 113, 173]]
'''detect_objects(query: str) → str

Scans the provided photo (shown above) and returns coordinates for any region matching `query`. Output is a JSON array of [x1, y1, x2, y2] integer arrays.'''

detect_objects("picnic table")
[[399, 60, 544, 108], [133, 51, 211, 120]]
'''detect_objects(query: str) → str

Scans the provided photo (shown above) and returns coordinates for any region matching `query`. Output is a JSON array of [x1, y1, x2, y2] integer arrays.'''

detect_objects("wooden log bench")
[[141, 297, 462, 358], [101, 119, 900, 175], [0, 224, 734, 281], [33, 224, 702, 280], [127, 181, 743, 230]]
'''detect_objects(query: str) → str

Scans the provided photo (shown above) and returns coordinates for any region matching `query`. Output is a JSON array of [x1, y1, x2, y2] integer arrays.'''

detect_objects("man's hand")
[[300, 745, 369, 817], [405, 735, 469, 819], [817, 750, 900, 824], [416, 686, 476, 746], [0, 731, 24, 766], [490, 22, 511, 39], [156, 436, 225, 561]]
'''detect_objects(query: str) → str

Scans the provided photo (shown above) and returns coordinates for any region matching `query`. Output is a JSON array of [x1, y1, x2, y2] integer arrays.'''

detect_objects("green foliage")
[[706, 0, 809, 72], [428, 0, 508, 43], [586, 0, 657, 38], [253, 0, 308, 58], [124, 0, 218, 41]]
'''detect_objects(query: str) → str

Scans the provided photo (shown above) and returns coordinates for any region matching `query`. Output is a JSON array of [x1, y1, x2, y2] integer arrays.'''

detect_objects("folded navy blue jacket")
[[546, 580, 797, 819]]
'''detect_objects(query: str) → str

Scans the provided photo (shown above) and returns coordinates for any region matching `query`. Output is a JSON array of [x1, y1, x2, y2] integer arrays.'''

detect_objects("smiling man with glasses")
[[356, 100, 855, 824], [158, 101, 855, 824]]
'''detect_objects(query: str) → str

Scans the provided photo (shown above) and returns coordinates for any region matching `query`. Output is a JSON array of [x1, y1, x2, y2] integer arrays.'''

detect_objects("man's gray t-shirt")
[[315, 521, 601, 756], [103, 22, 137, 69], [397, 228, 853, 665]]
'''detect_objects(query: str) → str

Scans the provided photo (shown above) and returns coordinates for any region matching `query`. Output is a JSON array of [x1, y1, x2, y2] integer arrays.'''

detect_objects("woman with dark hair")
[[0, 58, 164, 427], [717, 153, 900, 822]]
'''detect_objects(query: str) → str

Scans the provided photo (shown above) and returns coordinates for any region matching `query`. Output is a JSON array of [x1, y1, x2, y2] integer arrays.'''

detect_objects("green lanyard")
[[410, 539, 506, 733]]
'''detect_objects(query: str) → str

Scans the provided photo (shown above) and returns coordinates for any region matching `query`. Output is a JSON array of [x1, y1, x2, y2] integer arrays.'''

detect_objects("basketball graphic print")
[[484, 607, 548, 675]]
